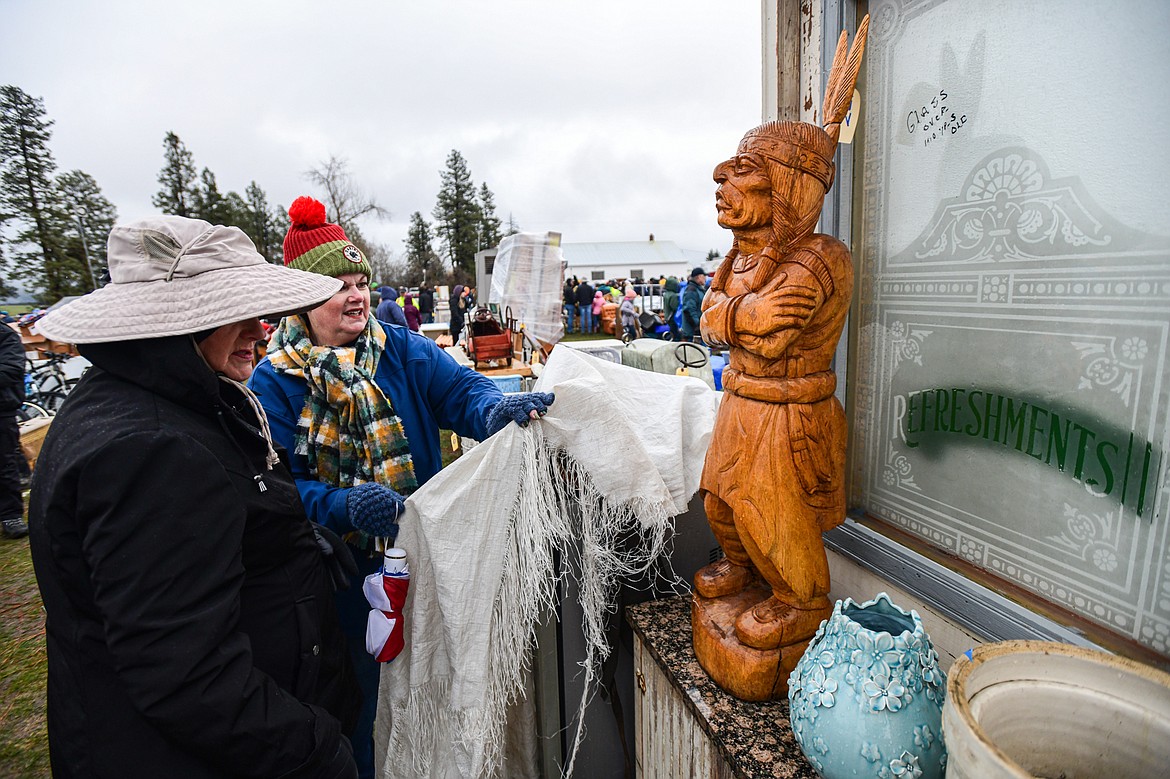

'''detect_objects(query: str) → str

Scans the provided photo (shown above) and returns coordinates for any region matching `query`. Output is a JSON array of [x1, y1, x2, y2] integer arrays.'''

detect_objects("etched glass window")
[[850, 0, 1170, 655]]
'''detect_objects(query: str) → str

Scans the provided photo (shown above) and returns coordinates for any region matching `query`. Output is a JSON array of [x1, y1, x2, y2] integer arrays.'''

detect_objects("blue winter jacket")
[[374, 287, 408, 328], [249, 321, 502, 535]]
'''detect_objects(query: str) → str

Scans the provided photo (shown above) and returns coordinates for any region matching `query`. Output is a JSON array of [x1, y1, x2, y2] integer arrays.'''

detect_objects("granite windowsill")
[[626, 595, 817, 779]]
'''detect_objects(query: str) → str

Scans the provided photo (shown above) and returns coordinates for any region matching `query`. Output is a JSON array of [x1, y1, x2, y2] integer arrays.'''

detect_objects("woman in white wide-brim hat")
[[29, 216, 364, 778]]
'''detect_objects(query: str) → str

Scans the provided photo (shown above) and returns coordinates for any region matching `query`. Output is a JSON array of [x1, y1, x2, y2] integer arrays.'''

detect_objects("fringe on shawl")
[[386, 423, 683, 778]]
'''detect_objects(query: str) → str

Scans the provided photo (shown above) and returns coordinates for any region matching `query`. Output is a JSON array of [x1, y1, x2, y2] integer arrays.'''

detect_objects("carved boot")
[[734, 594, 832, 651], [694, 559, 754, 599]]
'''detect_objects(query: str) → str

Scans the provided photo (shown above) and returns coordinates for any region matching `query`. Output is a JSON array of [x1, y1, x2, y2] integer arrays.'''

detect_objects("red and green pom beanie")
[[283, 196, 372, 280]]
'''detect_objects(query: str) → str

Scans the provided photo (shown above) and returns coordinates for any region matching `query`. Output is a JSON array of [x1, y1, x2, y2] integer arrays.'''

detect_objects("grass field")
[[0, 525, 48, 778]]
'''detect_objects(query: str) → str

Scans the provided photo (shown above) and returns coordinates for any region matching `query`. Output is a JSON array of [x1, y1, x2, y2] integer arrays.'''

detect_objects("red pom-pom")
[[288, 196, 327, 228]]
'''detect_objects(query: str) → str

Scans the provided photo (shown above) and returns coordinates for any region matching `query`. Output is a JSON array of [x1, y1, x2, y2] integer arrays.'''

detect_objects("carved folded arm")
[[702, 264, 825, 359], [699, 288, 736, 347], [736, 272, 821, 338]]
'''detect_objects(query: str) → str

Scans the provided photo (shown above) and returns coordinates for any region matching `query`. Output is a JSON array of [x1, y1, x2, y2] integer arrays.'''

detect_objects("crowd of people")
[[24, 198, 554, 779], [561, 266, 711, 342], [371, 284, 437, 332], [370, 282, 479, 344]]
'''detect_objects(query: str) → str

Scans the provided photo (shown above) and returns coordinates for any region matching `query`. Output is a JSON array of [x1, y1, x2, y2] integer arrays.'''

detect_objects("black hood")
[[78, 335, 221, 414]]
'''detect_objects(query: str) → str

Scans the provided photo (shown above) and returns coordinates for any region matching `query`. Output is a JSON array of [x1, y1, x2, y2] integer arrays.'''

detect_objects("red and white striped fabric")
[[363, 566, 409, 663]]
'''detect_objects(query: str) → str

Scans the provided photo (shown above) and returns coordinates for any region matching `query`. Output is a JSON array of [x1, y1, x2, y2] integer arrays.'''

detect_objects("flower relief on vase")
[[789, 593, 946, 779]]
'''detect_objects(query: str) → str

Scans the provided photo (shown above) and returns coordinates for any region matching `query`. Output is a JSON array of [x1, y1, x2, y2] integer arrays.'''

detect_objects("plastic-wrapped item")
[[488, 232, 566, 344]]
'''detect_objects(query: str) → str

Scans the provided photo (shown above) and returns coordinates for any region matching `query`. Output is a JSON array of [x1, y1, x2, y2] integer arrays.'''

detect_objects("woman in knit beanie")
[[250, 197, 554, 779]]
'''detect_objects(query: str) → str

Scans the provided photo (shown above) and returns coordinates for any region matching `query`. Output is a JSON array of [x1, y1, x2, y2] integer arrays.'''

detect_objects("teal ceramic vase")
[[788, 593, 946, 778]]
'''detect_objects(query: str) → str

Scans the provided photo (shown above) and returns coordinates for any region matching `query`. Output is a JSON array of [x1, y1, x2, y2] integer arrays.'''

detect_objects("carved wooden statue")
[[691, 16, 869, 702]]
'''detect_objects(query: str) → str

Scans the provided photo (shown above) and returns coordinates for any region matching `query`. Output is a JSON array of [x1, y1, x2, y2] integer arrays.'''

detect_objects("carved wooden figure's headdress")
[[736, 15, 870, 193], [821, 14, 870, 147]]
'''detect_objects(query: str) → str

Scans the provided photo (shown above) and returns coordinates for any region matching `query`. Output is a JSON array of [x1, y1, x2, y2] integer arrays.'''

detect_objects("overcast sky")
[[1, 0, 763, 260]]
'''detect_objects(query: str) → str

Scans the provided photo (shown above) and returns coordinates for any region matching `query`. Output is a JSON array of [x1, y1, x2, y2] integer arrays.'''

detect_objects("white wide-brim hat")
[[36, 216, 343, 344]]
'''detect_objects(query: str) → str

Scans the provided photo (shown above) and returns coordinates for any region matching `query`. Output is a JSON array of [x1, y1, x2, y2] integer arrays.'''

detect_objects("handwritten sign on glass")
[[906, 89, 967, 147]]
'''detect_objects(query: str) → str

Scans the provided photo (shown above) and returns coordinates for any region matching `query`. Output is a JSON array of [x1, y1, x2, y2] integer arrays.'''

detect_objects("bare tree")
[[303, 155, 389, 233], [366, 242, 410, 287]]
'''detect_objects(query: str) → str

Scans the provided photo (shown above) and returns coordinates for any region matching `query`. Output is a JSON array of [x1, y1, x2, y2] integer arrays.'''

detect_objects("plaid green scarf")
[[268, 315, 418, 534]]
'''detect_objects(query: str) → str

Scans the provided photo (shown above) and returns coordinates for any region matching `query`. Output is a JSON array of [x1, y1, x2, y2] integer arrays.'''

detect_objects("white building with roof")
[[561, 238, 709, 283]]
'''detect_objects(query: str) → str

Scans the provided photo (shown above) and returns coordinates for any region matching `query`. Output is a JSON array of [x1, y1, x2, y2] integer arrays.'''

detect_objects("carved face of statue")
[[713, 153, 772, 232]]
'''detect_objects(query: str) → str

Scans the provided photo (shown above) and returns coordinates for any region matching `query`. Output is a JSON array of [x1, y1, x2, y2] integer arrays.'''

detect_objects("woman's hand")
[[346, 482, 406, 539], [484, 392, 555, 437]]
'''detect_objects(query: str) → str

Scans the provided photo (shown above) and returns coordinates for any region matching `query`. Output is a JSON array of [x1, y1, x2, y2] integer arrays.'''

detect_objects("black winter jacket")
[[0, 323, 25, 413], [29, 335, 360, 778], [417, 287, 434, 315], [574, 281, 595, 307]]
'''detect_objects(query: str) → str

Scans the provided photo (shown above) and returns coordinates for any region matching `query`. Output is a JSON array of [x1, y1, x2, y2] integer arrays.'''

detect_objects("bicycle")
[[25, 375, 67, 413], [25, 352, 81, 412], [29, 351, 82, 391], [17, 401, 52, 423]]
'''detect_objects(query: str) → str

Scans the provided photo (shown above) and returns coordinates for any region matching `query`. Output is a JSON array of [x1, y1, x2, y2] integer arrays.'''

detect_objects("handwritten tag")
[[839, 89, 861, 145]]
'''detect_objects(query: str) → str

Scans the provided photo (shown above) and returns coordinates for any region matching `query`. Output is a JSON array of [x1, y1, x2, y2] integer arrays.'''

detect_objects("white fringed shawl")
[[375, 346, 719, 778]]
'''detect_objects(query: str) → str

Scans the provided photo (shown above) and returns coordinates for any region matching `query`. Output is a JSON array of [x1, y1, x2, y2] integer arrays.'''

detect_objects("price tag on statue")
[[839, 89, 860, 145]]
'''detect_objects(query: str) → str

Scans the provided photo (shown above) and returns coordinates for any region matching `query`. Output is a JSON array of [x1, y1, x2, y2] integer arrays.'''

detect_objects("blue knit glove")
[[346, 482, 405, 539], [484, 392, 555, 437]]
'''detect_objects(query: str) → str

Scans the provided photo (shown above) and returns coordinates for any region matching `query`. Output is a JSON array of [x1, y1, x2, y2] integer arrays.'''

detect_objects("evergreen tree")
[[220, 190, 252, 234], [57, 169, 117, 288], [477, 182, 503, 250], [271, 203, 290, 260], [193, 167, 228, 224], [0, 216, 10, 297], [432, 149, 482, 278], [404, 211, 444, 284], [244, 181, 283, 264], [152, 131, 198, 217], [0, 265, 9, 299], [0, 85, 77, 301]]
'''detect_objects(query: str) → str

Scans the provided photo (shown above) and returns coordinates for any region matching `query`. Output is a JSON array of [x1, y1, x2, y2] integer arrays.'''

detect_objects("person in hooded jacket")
[[29, 216, 362, 779], [619, 288, 639, 342], [401, 293, 422, 332], [448, 283, 468, 341], [374, 286, 407, 328]]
